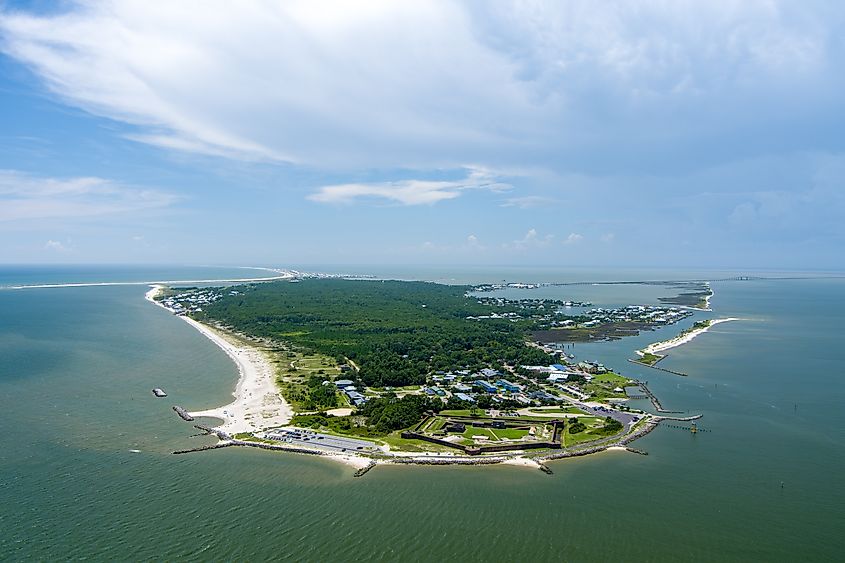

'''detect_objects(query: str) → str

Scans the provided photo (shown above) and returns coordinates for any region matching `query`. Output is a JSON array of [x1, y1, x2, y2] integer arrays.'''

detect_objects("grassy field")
[[528, 407, 584, 415], [490, 428, 531, 440], [583, 371, 633, 400], [272, 348, 343, 411], [636, 352, 663, 365], [439, 409, 487, 418], [378, 431, 455, 453]]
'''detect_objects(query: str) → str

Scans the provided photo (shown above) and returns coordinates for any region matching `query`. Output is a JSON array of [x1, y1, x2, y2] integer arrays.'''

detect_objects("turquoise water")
[[0, 268, 842, 560]]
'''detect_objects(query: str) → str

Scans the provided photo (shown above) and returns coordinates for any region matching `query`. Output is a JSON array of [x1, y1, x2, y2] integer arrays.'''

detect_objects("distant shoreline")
[[5, 268, 292, 290]]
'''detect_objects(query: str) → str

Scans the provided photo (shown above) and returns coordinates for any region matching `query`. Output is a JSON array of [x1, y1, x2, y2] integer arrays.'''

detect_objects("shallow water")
[[0, 268, 842, 561]]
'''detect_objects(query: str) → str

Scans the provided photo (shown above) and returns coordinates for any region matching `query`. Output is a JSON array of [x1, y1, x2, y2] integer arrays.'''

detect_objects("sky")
[[0, 0, 843, 270]]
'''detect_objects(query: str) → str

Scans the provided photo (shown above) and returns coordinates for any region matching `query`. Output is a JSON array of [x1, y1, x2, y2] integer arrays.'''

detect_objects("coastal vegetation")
[[193, 279, 559, 388]]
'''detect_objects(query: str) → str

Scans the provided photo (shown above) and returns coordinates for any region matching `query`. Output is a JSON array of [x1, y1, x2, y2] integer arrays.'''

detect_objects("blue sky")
[[1, 0, 844, 269]]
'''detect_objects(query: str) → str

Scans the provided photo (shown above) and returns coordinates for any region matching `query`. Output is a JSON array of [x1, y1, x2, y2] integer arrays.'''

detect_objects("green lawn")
[[378, 431, 455, 453], [463, 427, 498, 440], [528, 407, 584, 414], [439, 409, 486, 418], [490, 428, 531, 440]]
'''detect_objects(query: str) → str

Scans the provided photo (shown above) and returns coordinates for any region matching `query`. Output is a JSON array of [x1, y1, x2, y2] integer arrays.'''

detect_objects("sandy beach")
[[638, 317, 740, 356], [145, 285, 293, 435]]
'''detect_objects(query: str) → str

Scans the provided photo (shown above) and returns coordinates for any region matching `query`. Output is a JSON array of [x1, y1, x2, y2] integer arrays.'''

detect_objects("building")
[[454, 392, 475, 402], [334, 379, 354, 388], [476, 380, 498, 393], [496, 379, 521, 392], [345, 390, 366, 406]]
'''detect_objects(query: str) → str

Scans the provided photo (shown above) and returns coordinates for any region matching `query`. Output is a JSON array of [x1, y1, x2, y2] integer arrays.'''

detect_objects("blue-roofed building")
[[496, 379, 521, 392], [551, 364, 568, 372], [476, 380, 497, 393]]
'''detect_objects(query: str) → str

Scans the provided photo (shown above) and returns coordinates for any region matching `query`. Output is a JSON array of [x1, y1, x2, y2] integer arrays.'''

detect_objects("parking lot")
[[261, 427, 380, 454]]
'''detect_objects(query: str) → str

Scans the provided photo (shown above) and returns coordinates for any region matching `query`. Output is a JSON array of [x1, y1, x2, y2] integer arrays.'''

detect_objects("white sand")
[[145, 285, 293, 435], [501, 457, 539, 467], [638, 317, 740, 356]]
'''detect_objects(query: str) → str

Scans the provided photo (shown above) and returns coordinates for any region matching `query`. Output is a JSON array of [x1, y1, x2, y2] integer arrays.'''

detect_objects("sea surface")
[[0, 266, 843, 561]]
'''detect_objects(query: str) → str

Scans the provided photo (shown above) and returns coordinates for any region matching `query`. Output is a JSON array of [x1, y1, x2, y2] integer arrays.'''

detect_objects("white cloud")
[[507, 228, 553, 249], [500, 195, 557, 209], [1, 1, 839, 171], [0, 170, 179, 222], [44, 239, 68, 251], [564, 233, 584, 244], [308, 167, 510, 205]]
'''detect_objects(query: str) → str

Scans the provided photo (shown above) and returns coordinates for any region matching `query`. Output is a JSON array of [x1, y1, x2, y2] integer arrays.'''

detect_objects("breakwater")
[[629, 382, 684, 414], [353, 461, 377, 477], [388, 456, 506, 466], [172, 405, 194, 421], [173, 442, 233, 455], [627, 358, 688, 377]]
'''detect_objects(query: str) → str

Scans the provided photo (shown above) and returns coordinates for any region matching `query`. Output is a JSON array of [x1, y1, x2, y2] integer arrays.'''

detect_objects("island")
[[150, 278, 704, 472]]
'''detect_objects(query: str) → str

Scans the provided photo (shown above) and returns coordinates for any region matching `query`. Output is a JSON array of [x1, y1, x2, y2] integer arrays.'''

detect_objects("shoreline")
[[145, 285, 293, 435], [8, 269, 293, 291], [637, 317, 740, 357], [145, 283, 667, 471]]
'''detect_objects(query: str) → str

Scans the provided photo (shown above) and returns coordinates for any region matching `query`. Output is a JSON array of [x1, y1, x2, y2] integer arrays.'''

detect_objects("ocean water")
[[0, 267, 842, 561]]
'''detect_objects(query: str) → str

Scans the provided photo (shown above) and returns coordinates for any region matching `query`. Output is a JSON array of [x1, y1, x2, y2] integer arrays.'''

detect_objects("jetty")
[[630, 381, 684, 414], [353, 461, 377, 477], [172, 405, 194, 421], [152, 388, 167, 397], [627, 358, 688, 377]]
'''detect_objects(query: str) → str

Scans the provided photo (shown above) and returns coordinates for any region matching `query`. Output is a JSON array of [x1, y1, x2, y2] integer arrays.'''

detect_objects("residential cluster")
[[157, 288, 240, 315]]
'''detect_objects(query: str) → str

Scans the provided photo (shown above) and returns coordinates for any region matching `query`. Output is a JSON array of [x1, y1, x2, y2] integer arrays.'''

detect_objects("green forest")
[[193, 279, 558, 387]]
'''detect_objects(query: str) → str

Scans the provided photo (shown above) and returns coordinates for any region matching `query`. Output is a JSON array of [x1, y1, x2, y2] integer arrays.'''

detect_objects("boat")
[[152, 388, 167, 397]]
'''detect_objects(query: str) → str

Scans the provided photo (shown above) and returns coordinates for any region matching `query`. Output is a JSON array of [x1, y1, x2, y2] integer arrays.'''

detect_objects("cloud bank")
[[0, 170, 178, 222], [3, 0, 842, 173]]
